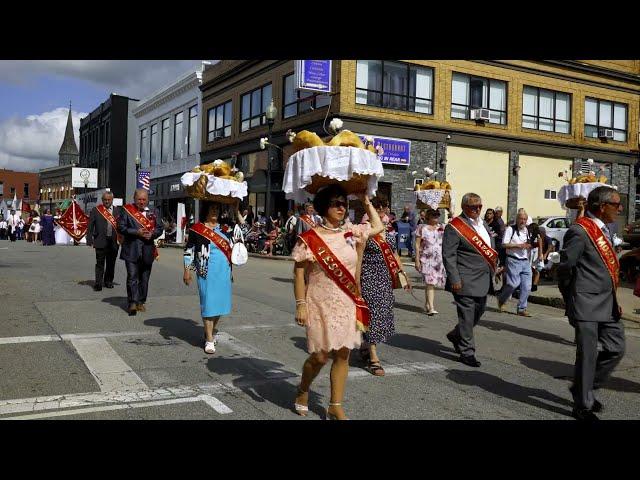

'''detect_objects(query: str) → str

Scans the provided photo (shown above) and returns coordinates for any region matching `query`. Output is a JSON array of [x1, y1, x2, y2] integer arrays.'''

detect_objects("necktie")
[[106, 208, 113, 237], [601, 225, 612, 244]]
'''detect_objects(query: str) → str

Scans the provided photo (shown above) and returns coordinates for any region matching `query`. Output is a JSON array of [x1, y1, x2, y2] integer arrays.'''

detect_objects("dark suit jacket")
[[442, 213, 496, 297], [88, 206, 121, 249], [117, 207, 164, 265], [558, 222, 620, 322]]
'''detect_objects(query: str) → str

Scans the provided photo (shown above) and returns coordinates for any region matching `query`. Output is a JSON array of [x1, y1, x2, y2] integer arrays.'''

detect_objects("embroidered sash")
[[449, 216, 498, 272], [97, 205, 123, 244], [298, 229, 370, 332], [190, 223, 232, 267], [371, 234, 401, 288], [300, 214, 317, 228], [575, 217, 620, 290], [123, 204, 159, 259]]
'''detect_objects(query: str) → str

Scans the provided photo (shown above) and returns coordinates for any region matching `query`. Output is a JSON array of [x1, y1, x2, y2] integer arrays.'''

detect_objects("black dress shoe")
[[446, 332, 461, 354], [128, 304, 137, 316], [460, 355, 481, 367], [569, 385, 603, 413], [104, 283, 114, 289], [93, 285, 102, 291], [572, 408, 599, 421]]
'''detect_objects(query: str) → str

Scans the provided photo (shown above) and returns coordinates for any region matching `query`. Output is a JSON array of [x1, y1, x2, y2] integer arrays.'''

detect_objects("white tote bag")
[[231, 224, 248, 266]]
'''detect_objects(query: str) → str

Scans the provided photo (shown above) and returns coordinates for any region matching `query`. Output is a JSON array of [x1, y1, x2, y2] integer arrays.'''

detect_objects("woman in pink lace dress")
[[291, 184, 383, 420], [415, 209, 446, 315]]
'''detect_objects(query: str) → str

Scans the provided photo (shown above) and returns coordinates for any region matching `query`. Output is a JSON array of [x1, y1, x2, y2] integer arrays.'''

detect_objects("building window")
[[150, 123, 159, 166], [522, 86, 571, 134], [355, 60, 433, 114], [241, 83, 272, 132], [10, 187, 15, 195], [161, 118, 170, 163], [174, 112, 184, 159], [0, 181, 3, 196], [188, 105, 198, 155], [23, 183, 29, 198], [451, 72, 507, 124], [105, 121, 110, 145], [140, 128, 149, 167], [207, 101, 232, 142], [544, 189, 557, 200], [282, 73, 331, 119], [585, 97, 627, 142]]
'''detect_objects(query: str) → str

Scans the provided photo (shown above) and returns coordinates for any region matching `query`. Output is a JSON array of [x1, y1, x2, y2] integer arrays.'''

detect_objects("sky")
[[0, 60, 204, 172]]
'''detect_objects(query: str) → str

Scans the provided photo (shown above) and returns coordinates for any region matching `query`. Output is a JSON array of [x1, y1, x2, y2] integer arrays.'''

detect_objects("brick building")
[[0, 168, 39, 207], [200, 60, 640, 228]]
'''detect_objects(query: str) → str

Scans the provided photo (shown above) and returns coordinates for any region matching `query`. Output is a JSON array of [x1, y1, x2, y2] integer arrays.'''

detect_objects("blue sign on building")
[[295, 60, 332, 94], [357, 134, 411, 166]]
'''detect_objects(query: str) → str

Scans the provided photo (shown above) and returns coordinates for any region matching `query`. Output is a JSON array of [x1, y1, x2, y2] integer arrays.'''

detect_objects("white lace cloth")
[[283, 146, 384, 203], [414, 189, 455, 210], [557, 182, 614, 210], [180, 172, 248, 200]]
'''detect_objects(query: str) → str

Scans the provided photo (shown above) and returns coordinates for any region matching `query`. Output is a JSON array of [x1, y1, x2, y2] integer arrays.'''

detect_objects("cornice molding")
[[133, 74, 201, 118]]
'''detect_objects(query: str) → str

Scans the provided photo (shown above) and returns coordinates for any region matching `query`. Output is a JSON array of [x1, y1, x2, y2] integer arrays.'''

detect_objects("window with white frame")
[[241, 84, 272, 132], [522, 86, 571, 133], [161, 118, 170, 163], [585, 97, 627, 141], [451, 72, 507, 124], [188, 105, 198, 155], [544, 189, 557, 200], [283, 73, 331, 119], [207, 101, 232, 142], [174, 112, 184, 159], [356, 60, 433, 114], [150, 123, 159, 166]]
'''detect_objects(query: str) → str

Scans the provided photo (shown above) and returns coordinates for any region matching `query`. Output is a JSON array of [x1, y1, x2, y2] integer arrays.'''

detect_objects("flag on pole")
[[12, 192, 17, 210], [21, 201, 31, 213], [56, 200, 89, 242], [137, 170, 151, 191]]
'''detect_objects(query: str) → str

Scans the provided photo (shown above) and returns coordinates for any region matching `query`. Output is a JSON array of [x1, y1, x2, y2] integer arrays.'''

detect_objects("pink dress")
[[292, 224, 370, 354], [416, 224, 446, 287]]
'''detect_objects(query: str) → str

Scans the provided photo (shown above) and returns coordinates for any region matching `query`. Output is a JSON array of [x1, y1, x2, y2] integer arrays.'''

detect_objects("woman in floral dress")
[[415, 209, 446, 315]]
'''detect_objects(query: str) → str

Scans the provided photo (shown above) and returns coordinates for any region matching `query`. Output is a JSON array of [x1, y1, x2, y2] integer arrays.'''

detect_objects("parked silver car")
[[536, 216, 570, 250]]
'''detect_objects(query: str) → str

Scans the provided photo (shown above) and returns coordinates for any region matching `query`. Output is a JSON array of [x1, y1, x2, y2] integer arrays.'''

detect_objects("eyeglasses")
[[328, 199, 347, 209], [604, 201, 622, 207], [465, 204, 483, 211]]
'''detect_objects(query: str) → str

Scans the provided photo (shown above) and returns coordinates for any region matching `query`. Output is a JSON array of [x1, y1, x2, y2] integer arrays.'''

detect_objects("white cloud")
[[0, 60, 210, 98], [0, 108, 86, 172]]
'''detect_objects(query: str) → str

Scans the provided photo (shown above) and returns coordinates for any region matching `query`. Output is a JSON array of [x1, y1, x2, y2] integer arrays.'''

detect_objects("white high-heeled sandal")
[[294, 387, 309, 417]]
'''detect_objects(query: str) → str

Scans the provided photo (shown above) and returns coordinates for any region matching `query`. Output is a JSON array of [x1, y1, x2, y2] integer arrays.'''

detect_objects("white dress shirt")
[[466, 215, 492, 246]]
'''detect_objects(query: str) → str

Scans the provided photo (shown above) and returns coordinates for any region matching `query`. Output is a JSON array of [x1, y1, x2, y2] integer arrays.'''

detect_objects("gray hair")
[[495, 206, 504, 212], [517, 208, 528, 216], [587, 186, 618, 213], [134, 188, 149, 199], [102, 191, 114, 199], [461, 193, 482, 207]]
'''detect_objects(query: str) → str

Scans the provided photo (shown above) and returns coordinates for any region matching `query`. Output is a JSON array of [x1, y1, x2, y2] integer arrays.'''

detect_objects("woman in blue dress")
[[183, 200, 244, 354]]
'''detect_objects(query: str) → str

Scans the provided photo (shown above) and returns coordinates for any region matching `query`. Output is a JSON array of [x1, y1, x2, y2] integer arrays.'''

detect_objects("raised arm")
[[361, 195, 384, 237]]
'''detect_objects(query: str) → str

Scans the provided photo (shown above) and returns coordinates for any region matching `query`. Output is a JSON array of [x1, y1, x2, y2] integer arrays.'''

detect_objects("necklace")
[[319, 223, 343, 232], [205, 222, 218, 229]]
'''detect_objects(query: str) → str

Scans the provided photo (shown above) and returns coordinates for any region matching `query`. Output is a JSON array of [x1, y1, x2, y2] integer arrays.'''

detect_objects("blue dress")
[[184, 225, 232, 317]]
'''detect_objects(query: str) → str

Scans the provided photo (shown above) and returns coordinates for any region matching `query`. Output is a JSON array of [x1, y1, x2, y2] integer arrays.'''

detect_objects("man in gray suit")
[[558, 186, 625, 421], [442, 193, 496, 367]]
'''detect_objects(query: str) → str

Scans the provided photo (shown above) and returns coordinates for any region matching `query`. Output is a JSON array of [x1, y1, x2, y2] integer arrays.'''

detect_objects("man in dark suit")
[[442, 193, 496, 367], [87, 191, 120, 291], [558, 186, 625, 421], [117, 188, 164, 316]]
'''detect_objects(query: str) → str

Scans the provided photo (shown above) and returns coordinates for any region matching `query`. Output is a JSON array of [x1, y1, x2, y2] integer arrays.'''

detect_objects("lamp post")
[[83, 179, 89, 211], [135, 155, 141, 189], [48, 188, 52, 213], [264, 99, 277, 220]]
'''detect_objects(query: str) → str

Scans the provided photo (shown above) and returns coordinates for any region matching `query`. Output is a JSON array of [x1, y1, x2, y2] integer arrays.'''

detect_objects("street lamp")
[[48, 188, 52, 213], [135, 155, 141, 180], [264, 99, 277, 220]]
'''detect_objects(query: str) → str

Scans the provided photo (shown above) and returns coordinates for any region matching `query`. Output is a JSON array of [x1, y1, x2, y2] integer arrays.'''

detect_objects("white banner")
[[72, 167, 98, 188]]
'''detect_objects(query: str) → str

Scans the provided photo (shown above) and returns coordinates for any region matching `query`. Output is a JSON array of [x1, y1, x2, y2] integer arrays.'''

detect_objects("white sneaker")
[[204, 341, 216, 354]]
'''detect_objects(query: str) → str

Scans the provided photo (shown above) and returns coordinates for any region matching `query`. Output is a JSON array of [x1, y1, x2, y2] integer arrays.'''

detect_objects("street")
[[1, 241, 639, 420]]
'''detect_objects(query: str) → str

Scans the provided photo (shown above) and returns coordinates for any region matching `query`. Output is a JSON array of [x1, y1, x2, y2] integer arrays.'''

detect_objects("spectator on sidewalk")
[[400, 204, 417, 259], [492, 206, 507, 270], [284, 209, 298, 254], [497, 209, 534, 317], [0, 216, 7, 240]]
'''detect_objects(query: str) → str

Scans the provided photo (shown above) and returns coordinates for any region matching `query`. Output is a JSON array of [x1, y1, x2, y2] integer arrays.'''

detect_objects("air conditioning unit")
[[470, 108, 491, 121], [213, 128, 225, 140], [598, 128, 614, 139]]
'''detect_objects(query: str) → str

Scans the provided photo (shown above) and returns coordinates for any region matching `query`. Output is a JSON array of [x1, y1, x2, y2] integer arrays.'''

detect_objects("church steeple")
[[58, 103, 79, 166]]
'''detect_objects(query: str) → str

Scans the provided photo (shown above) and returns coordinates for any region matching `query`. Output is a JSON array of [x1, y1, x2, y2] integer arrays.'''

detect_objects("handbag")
[[395, 270, 410, 290], [231, 224, 248, 266]]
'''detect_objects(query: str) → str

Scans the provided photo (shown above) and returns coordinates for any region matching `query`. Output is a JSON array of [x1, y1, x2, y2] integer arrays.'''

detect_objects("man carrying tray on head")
[[442, 192, 497, 368]]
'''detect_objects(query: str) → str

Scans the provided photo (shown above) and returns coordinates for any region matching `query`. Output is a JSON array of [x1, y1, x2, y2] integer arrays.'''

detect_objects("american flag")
[[137, 170, 150, 191]]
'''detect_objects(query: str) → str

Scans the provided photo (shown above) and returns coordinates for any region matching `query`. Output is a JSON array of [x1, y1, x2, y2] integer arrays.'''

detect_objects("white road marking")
[[0, 335, 61, 345], [70, 338, 147, 392], [3, 395, 232, 420], [0, 331, 155, 345]]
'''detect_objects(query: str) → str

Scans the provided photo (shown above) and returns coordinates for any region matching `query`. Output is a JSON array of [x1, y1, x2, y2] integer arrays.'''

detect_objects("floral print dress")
[[416, 224, 446, 287]]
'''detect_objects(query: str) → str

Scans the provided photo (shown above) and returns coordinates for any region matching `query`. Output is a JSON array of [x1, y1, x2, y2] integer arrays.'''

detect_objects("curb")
[[527, 294, 640, 325]]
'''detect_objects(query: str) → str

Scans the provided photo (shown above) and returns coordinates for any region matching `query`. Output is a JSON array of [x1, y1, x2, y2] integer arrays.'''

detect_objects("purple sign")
[[296, 60, 332, 93], [358, 134, 411, 166]]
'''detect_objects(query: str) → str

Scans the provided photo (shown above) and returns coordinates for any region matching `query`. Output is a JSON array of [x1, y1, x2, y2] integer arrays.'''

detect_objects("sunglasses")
[[329, 199, 347, 208], [465, 204, 483, 211]]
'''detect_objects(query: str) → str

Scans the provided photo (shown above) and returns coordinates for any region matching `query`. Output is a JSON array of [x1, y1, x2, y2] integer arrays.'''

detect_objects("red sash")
[[575, 217, 620, 290], [190, 223, 232, 267], [97, 205, 123, 245], [298, 229, 370, 332], [371, 234, 401, 288], [449, 216, 498, 272], [123, 204, 159, 259], [300, 214, 317, 228]]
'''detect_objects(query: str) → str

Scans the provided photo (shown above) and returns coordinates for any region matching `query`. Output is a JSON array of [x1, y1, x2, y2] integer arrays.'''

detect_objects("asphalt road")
[[1, 240, 639, 420]]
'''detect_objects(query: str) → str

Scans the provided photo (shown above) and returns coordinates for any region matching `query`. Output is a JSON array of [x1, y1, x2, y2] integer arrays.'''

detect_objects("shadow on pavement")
[[479, 319, 575, 347], [519, 357, 640, 394], [394, 302, 426, 314], [270, 277, 293, 284], [78, 280, 95, 287], [387, 333, 459, 362], [207, 356, 324, 418], [102, 296, 130, 313], [290, 335, 367, 370], [446, 369, 573, 417], [144, 317, 203, 348]]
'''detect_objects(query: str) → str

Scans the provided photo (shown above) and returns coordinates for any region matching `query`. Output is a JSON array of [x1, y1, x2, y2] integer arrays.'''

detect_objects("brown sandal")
[[366, 360, 385, 376]]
